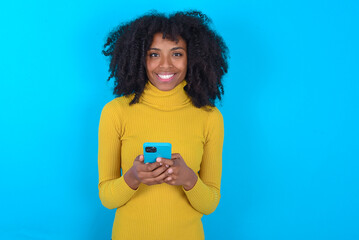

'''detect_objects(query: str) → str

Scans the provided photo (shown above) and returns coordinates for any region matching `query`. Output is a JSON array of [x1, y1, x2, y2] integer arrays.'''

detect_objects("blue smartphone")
[[143, 142, 172, 164]]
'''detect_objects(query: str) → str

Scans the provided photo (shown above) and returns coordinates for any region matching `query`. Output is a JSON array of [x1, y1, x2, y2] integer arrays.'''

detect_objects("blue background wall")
[[0, 0, 358, 239]]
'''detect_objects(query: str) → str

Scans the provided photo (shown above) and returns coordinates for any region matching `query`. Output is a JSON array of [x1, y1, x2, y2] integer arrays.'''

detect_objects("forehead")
[[150, 32, 186, 48]]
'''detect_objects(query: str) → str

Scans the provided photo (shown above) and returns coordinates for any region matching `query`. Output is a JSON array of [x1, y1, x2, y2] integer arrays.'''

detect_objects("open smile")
[[156, 73, 176, 82]]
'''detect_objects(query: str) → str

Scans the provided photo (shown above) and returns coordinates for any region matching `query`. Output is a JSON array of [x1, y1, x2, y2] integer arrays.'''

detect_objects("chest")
[[120, 107, 207, 173]]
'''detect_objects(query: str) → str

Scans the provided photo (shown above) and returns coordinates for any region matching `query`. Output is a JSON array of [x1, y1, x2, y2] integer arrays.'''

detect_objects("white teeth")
[[158, 74, 174, 79]]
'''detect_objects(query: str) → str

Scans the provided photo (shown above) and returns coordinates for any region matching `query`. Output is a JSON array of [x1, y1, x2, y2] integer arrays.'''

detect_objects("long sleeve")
[[98, 83, 225, 239], [182, 108, 224, 215], [98, 101, 138, 209]]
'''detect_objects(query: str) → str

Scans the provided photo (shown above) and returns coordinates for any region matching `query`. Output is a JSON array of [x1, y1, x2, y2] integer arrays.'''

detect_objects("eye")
[[173, 52, 183, 57], [149, 52, 159, 57]]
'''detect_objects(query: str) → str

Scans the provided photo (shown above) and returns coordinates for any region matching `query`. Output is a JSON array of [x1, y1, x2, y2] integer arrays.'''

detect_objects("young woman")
[[98, 10, 229, 240]]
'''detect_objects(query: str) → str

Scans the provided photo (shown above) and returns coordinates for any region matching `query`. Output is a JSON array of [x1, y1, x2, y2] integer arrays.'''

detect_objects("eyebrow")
[[148, 47, 186, 51]]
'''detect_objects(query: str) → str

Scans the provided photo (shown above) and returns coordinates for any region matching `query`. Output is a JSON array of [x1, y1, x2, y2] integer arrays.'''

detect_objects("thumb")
[[140, 155, 150, 164], [139, 155, 149, 164], [135, 154, 144, 164]]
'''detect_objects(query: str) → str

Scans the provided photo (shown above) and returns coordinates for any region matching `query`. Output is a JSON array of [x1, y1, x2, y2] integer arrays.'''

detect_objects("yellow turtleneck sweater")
[[98, 80, 224, 240]]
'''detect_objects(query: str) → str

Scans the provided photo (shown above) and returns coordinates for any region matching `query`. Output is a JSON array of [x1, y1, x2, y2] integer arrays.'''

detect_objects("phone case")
[[143, 142, 172, 164]]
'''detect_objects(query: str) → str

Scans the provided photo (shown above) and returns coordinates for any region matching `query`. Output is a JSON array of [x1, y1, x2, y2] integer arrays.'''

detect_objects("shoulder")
[[102, 95, 133, 111], [100, 95, 134, 119], [201, 106, 224, 133], [202, 106, 224, 142], [189, 105, 224, 127], [204, 106, 224, 124]]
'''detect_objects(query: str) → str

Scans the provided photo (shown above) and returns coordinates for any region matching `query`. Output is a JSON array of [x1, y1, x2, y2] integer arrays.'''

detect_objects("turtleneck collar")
[[140, 80, 191, 110]]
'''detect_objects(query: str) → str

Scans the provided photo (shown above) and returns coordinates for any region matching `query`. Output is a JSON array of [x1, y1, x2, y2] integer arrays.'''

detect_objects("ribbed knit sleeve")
[[98, 100, 138, 209], [182, 108, 224, 215]]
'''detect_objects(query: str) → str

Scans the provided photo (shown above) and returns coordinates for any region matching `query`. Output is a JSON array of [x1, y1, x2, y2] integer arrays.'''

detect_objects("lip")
[[156, 73, 176, 82]]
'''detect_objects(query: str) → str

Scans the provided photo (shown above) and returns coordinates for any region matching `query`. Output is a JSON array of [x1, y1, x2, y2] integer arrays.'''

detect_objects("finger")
[[135, 155, 144, 163], [140, 161, 162, 172], [156, 157, 174, 167], [153, 165, 170, 176], [167, 167, 174, 174], [158, 168, 173, 179], [140, 165, 169, 184], [154, 167, 174, 182], [164, 176, 173, 182], [164, 175, 177, 185], [171, 153, 181, 159]]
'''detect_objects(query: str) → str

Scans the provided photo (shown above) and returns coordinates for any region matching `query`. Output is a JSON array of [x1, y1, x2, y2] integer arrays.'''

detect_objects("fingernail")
[[166, 164, 169, 168], [160, 162, 163, 166], [167, 177, 172, 181], [168, 168, 173, 174], [156, 158, 161, 162]]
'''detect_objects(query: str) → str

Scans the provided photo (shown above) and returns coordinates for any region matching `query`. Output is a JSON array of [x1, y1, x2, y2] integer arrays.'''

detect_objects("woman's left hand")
[[156, 153, 198, 190]]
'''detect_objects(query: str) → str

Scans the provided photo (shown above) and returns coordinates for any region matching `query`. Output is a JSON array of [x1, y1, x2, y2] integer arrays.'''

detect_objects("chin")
[[158, 85, 175, 91], [151, 80, 178, 91]]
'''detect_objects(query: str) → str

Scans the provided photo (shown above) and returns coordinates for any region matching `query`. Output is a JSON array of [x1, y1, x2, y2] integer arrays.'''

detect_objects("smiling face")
[[145, 33, 187, 91]]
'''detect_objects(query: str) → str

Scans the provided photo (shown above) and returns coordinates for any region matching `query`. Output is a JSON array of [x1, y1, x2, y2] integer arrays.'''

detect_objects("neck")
[[140, 80, 191, 110]]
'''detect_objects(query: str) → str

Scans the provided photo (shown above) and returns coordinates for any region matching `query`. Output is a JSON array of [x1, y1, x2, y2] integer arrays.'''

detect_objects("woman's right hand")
[[124, 154, 174, 190]]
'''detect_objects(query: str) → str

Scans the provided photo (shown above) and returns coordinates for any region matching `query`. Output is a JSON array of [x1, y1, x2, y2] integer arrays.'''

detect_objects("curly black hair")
[[102, 10, 229, 108]]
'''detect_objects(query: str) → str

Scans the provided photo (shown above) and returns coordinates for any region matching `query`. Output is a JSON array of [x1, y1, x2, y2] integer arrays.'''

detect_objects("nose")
[[159, 54, 173, 68]]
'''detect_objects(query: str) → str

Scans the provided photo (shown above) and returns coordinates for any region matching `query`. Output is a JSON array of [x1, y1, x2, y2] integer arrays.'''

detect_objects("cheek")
[[146, 59, 156, 72], [177, 60, 187, 72], [183, 59, 188, 71], [182, 65, 188, 75]]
